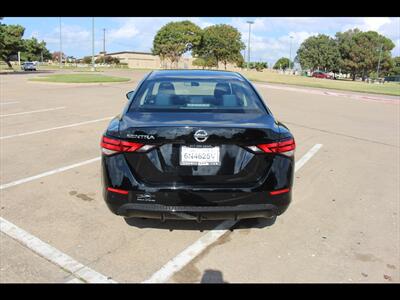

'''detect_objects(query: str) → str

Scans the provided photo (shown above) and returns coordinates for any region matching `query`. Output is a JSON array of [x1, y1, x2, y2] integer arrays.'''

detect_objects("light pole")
[[376, 43, 383, 79], [246, 21, 254, 71], [103, 28, 106, 60], [91, 17, 95, 72], [289, 35, 293, 71], [59, 17, 62, 69]]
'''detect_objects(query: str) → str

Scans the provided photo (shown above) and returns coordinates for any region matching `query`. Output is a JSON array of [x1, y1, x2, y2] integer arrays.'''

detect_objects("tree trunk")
[[4, 59, 12, 68], [352, 72, 356, 81]]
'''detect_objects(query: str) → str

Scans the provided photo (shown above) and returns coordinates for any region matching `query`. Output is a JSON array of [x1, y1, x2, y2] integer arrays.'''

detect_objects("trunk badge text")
[[127, 134, 155, 140], [136, 193, 155, 202], [194, 130, 209, 142]]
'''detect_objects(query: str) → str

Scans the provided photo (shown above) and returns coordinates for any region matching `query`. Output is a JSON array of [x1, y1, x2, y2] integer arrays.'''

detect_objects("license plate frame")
[[179, 145, 220, 166]]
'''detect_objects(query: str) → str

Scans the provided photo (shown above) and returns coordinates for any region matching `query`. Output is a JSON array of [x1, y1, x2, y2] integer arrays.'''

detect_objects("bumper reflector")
[[107, 187, 129, 195], [270, 188, 290, 196]]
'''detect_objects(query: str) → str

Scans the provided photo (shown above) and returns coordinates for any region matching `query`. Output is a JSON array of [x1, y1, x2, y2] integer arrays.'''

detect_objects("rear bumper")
[[117, 203, 279, 221], [104, 190, 291, 221], [102, 153, 293, 221]]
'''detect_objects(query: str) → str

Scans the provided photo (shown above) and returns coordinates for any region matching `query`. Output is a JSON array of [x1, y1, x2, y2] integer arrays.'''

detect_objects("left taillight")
[[247, 138, 296, 157], [101, 136, 144, 156]]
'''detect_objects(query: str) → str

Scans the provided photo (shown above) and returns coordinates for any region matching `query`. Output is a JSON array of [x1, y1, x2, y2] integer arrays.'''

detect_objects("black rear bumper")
[[102, 153, 293, 221], [117, 203, 280, 221]]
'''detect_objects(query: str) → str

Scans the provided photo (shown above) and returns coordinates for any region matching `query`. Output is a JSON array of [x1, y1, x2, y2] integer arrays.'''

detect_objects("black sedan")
[[101, 70, 295, 222]]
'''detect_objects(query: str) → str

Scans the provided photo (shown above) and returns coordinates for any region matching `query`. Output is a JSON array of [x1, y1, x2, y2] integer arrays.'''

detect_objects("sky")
[[3, 17, 400, 66]]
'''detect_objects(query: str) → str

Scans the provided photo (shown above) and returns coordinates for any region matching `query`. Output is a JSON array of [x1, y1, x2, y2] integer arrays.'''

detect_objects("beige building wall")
[[100, 51, 242, 71], [101, 51, 160, 69]]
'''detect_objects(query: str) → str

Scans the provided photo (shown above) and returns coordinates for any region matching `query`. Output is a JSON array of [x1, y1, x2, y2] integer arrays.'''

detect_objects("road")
[[0, 69, 399, 283]]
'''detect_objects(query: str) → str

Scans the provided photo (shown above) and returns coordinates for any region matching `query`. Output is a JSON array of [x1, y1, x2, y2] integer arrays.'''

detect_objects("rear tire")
[[257, 215, 276, 226], [124, 217, 148, 226]]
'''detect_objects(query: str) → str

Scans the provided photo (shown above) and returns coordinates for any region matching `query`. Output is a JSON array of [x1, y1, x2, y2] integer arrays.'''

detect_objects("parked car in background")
[[312, 71, 332, 79], [384, 75, 400, 82], [21, 62, 37, 71]]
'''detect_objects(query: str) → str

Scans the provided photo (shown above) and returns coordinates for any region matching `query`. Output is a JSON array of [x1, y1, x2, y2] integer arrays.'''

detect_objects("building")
[[95, 51, 242, 71], [97, 51, 191, 69]]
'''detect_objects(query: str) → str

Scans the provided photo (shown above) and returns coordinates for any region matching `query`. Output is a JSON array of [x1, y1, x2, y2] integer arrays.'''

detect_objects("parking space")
[[0, 70, 398, 283], [0, 233, 74, 283]]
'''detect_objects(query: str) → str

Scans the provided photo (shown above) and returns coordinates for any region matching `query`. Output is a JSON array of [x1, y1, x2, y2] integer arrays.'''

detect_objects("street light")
[[103, 28, 106, 54], [246, 21, 254, 71], [376, 43, 383, 79], [59, 17, 62, 69], [289, 36, 293, 71], [92, 17, 95, 72]]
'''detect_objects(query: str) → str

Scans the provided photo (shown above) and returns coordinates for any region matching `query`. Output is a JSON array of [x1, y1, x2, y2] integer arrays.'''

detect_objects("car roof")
[[147, 69, 245, 81]]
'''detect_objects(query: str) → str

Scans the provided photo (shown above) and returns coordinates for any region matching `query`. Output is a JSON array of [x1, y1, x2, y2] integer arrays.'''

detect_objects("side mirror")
[[126, 90, 134, 100]]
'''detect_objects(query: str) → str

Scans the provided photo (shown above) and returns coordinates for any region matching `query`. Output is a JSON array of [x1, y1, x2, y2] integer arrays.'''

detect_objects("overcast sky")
[[3, 17, 399, 66]]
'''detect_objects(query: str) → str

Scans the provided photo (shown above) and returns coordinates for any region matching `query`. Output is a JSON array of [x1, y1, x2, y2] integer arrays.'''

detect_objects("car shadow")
[[200, 269, 228, 283], [0, 70, 56, 75], [123, 216, 276, 231]]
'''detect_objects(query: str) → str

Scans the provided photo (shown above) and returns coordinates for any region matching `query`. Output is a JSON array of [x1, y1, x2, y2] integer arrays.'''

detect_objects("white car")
[[21, 62, 37, 71]]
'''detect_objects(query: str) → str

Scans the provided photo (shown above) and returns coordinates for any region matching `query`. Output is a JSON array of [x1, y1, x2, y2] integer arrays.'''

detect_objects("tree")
[[52, 51, 66, 63], [81, 56, 92, 64], [0, 24, 25, 67], [21, 37, 51, 62], [53, 52, 64, 62], [389, 56, 400, 76], [336, 29, 395, 80], [231, 52, 245, 69], [297, 34, 340, 74], [193, 24, 245, 70], [95, 55, 120, 64], [254, 62, 267, 71], [152, 21, 202, 68], [273, 57, 291, 70], [235, 54, 245, 69], [192, 56, 217, 69]]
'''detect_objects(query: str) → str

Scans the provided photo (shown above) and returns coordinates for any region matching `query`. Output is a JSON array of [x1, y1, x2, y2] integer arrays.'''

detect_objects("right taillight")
[[247, 138, 296, 157], [101, 136, 155, 156]]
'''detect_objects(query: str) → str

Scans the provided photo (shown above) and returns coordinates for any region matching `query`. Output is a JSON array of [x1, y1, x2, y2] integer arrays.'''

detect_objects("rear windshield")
[[129, 77, 267, 113]]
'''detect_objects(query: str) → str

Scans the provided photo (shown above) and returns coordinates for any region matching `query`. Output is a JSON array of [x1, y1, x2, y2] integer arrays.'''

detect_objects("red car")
[[312, 71, 333, 79]]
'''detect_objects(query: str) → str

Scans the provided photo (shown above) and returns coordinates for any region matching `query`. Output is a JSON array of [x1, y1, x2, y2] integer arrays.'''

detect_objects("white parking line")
[[66, 278, 84, 283], [0, 101, 20, 105], [0, 157, 100, 190], [0, 143, 322, 283], [295, 144, 323, 172], [0, 117, 113, 140], [0, 107, 66, 117], [143, 143, 323, 283], [0, 217, 116, 283]]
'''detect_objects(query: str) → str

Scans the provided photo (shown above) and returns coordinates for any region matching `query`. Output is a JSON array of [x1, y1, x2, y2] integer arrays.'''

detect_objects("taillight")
[[250, 138, 295, 157], [270, 188, 290, 195], [107, 187, 129, 195], [101, 136, 144, 155]]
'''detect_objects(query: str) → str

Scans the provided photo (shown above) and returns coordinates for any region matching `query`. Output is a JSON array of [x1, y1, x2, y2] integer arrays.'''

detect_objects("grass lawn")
[[38, 65, 149, 72], [29, 73, 131, 83], [0, 63, 15, 72], [239, 70, 400, 97]]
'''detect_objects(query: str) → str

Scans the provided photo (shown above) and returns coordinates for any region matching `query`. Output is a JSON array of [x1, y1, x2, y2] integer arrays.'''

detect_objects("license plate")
[[180, 146, 220, 166]]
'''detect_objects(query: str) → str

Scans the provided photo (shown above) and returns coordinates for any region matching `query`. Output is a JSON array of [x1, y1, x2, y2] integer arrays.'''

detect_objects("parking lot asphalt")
[[0, 70, 399, 283]]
